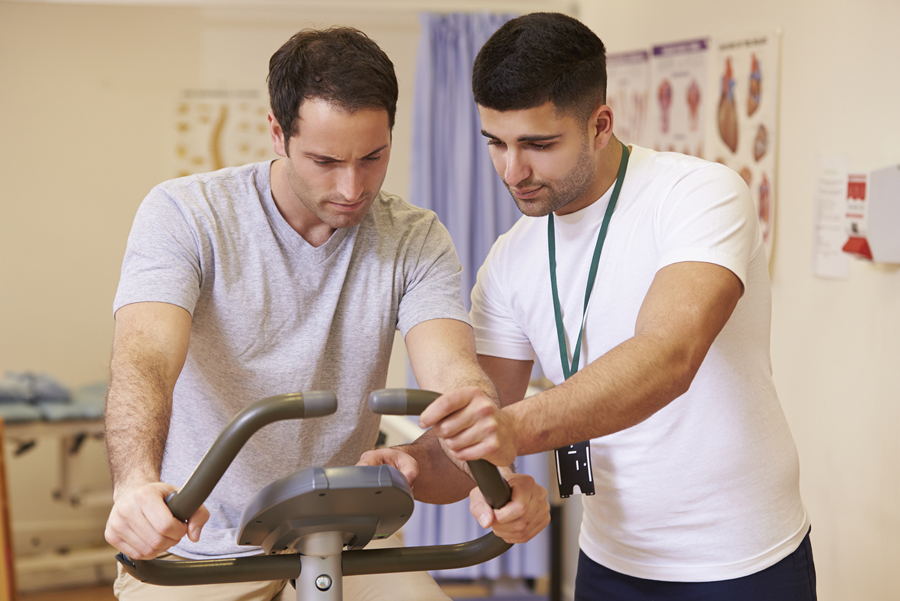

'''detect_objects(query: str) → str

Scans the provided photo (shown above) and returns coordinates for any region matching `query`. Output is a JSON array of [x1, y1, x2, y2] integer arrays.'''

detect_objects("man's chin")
[[326, 213, 366, 230], [322, 199, 374, 228], [512, 198, 555, 218]]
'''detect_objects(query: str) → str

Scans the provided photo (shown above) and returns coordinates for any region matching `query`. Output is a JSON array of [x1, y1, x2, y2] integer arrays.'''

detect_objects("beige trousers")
[[114, 535, 450, 601]]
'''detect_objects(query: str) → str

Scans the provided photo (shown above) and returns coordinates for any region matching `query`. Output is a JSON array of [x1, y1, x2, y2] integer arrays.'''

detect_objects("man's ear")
[[268, 112, 287, 157], [590, 104, 615, 150]]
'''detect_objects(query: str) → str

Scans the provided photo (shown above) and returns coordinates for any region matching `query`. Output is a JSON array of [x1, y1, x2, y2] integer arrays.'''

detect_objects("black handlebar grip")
[[166, 391, 337, 521], [368, 388, 512, 510], [467, 459, 511, 509]]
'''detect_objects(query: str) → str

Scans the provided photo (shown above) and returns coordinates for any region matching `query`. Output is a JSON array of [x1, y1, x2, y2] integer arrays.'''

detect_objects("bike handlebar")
[[165, 391, 337, 520], [118, 388, 514, 584]]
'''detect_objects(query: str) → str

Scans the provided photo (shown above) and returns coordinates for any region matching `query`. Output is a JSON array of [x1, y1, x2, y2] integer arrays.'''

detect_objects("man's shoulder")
[[370, 190, 436, 219], [152, 162, 268, 205], [364, 190, 444, 237], [629, 145, 741, 186]]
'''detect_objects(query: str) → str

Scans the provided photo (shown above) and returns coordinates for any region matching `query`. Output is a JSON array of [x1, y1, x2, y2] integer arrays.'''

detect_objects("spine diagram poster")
[[706, 33, 781, 261], [606, 50, 651, 148], [173, 89, 273, 178], [647, 39, 709, 158]]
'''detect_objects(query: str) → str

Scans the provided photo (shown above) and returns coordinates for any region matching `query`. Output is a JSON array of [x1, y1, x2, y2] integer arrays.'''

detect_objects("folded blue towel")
[[0, 371, 71, 404], [31, 373, 71, 403], [0, 372, 32, 403]]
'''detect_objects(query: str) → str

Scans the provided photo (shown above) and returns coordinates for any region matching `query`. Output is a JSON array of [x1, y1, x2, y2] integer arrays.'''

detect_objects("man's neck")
[[269, 158, 335, 248], [556, 135, 624, 216]]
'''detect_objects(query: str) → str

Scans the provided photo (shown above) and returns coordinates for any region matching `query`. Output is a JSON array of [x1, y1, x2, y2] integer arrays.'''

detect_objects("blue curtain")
[[410, 12, 522, 308], [404, 12, 550, 581]]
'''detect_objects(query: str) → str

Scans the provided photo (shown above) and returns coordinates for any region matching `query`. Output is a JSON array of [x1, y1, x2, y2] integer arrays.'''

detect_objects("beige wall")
[[1, 3, 198, 386], [0, 2, 424, 386], [580, 1, 900, 600]]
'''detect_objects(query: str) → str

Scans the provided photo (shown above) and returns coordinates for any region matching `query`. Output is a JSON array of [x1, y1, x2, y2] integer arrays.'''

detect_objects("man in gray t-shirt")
[[104, 27, 548, 601]]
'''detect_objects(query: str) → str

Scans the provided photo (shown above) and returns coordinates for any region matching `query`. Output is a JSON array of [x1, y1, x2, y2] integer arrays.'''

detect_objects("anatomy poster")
[[172, 89, 273, 178], [606, 50, 650, 148], [648, 39, 709, 158], [707, 33, 781, 261]]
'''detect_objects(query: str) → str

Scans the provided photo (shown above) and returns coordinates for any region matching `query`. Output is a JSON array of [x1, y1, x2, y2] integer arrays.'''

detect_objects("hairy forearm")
[[105, 349, 176, 498], [413, 378, 502, 502], [104, 303, 191, 499], [403, 319, 507, 501], [399, 430, 475, 504]]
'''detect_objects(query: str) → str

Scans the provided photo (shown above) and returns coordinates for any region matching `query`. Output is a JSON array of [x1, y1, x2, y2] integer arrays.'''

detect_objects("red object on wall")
[[842, 236, 873, 260]]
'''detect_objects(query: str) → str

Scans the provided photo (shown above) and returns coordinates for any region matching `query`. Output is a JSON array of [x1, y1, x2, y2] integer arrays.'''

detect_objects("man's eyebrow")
[[304, 144, 389, 161], [305, 152, 339, 161], [363, 144, 390, 158], [480, 130, 562, 143]]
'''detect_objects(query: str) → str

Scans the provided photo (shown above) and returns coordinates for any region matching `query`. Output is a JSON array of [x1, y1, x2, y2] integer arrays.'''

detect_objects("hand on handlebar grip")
[[403, 386, 519, 470], [469, 473, 550, 545], [368, 388, 512, 509], [105, 481, 209, 560]]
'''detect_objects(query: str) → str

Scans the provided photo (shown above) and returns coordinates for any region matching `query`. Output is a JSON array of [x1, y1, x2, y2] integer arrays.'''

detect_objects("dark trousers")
[[575, 529, 816, 600]]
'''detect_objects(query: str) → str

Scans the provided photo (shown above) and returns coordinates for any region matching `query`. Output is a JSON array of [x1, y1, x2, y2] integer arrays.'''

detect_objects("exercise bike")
[[117, 388, 513, 600]]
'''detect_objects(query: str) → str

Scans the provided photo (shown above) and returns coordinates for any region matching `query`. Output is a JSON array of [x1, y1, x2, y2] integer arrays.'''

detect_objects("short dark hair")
[[267, 27, 398, 142], [472, 13, 606, 122]]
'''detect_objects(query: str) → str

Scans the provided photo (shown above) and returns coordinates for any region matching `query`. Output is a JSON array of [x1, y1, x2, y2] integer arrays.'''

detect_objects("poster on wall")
[[172, 90, 273, 178], [606, 50, 651, 148], [811, 155, 851, 279], [706, 33, 781, 262], [647, 39, 709, 158]]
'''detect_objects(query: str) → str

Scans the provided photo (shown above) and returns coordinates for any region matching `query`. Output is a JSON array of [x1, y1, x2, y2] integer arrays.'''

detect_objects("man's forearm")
[[104, 303, 191, 498], [403, 318, 508, 501], [105, 354, 174, 499], [398, 430, 476, 504]]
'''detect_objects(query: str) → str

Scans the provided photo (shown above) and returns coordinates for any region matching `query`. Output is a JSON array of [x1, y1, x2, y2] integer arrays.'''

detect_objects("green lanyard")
[[549, 142, 629, 380]]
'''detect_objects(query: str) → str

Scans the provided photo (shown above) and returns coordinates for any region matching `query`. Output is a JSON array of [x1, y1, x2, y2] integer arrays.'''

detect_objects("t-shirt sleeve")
[[396, 215, 471, 337], [655, 163, 760, 289], [470, 237, 536, 361], [113, 186, 203, 316]]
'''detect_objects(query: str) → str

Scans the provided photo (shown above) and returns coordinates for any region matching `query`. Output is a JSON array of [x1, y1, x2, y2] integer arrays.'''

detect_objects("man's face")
[[478, 101, 597, 217], [275, 98, 391, 230]]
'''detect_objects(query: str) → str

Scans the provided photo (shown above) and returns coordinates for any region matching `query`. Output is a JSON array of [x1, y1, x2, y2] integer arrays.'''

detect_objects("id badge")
[[554, 440, 595, 498]]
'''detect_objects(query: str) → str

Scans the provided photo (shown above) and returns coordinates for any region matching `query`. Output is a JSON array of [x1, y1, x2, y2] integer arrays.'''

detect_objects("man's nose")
[[337, 167, 364, 202], [504, 150, 531, 186]]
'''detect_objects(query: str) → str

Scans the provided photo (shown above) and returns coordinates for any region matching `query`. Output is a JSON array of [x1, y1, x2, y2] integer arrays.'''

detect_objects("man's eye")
[[364, 155, 383, 162], [530, 143, 551, 150]]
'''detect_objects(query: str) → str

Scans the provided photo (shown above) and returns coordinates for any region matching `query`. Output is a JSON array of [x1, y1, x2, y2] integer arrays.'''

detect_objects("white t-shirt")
[[471, 146, 809, 582]]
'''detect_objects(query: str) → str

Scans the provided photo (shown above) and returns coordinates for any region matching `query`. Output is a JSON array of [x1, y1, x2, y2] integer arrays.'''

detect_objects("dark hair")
[[472, 13, 606, 122], [267, 27, 398, 143]]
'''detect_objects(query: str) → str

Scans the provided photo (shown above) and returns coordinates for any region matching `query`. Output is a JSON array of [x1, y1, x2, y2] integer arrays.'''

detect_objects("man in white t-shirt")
[[421, 13, 817, 600]]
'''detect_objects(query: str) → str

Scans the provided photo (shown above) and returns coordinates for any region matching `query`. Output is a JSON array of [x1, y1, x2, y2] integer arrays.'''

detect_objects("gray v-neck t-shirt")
[[113, 161, 468, 558]]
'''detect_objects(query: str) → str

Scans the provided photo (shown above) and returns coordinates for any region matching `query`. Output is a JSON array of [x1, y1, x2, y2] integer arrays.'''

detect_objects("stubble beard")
[[508, 139, 596, 218], [284, 160, 374, 230]]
